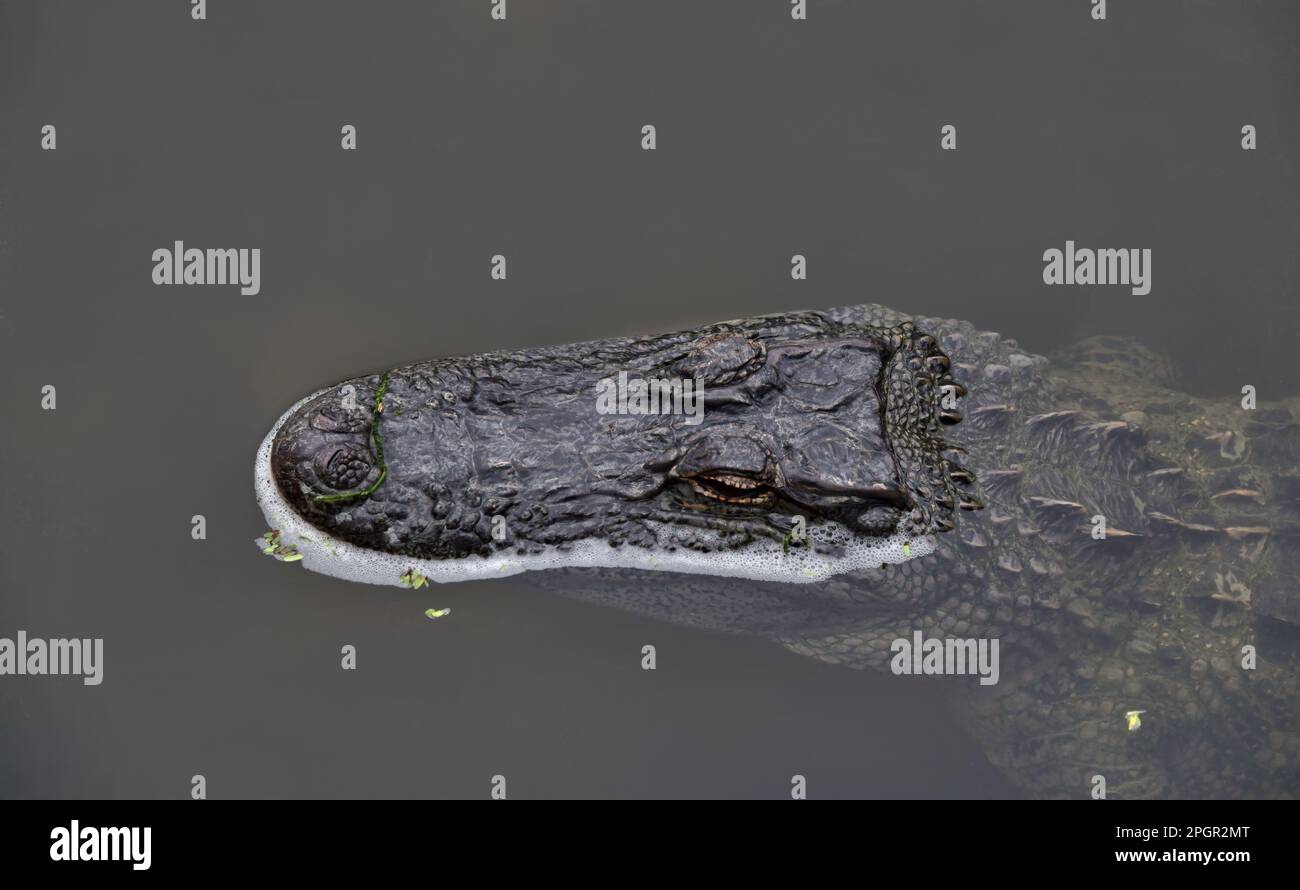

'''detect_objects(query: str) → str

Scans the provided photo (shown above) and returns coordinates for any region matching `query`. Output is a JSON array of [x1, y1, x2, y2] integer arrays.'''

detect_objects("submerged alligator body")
[[256, 304, 1300, 799]]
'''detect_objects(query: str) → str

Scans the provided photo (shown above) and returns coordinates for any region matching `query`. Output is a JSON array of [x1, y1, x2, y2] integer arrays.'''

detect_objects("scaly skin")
[[531, 304, 1300, 799], [266, 302, 1300, 798], [269, 311, 973, 561]]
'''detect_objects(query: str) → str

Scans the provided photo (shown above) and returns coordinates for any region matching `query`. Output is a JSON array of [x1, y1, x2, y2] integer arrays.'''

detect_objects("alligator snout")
[[270, 380, 385, 518]]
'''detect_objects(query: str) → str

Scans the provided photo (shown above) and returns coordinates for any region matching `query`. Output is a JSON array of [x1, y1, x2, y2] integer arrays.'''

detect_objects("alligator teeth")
[[686, 475, 774, 505], [709, 473, 761, 489]]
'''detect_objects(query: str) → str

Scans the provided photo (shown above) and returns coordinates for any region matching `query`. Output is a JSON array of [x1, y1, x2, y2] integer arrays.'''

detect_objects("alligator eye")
[[687, 472, 775, 505], [315, 444, 373, 491]]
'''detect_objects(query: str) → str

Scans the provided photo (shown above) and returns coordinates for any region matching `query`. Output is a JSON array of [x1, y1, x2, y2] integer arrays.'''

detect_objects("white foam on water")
[[254, 390, 935, 586]]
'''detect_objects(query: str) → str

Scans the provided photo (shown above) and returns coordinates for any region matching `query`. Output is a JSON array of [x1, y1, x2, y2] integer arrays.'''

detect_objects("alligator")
[[255, 303, 1300, 799]]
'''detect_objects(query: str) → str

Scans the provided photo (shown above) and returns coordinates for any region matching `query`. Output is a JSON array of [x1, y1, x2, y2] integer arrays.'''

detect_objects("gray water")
[[1, 1, 1296, 798]]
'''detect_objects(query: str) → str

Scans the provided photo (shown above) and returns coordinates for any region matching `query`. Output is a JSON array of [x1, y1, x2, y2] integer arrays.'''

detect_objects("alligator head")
[[256, 303, 1300, 799], [257, 311, 980, 585]]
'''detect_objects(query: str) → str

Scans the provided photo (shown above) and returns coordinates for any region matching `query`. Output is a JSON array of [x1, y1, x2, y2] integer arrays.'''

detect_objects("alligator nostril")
[[316, 443, 373, 491]]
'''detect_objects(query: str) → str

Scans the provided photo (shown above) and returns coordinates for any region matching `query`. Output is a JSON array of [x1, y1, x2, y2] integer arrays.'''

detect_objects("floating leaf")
[[401, 568, 429, 589]]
